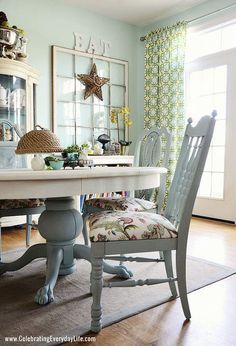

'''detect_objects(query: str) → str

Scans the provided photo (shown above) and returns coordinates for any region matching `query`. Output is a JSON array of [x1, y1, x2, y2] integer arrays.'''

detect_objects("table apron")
[[0, 173, 160, 199]]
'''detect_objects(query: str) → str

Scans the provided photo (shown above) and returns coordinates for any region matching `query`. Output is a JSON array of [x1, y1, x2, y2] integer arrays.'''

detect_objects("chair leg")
[[82, 214, 89, 246], [159, 251, 164, 260], [26, 214, 32, 247], [163, 250, 177, 298], [176, 248, 191, 319], [91, 256, 103, 333], [0, 221, 2, 261]]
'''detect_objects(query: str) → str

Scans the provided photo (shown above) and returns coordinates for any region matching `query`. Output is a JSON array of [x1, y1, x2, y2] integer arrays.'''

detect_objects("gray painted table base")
[[0, 197, 132, 305]]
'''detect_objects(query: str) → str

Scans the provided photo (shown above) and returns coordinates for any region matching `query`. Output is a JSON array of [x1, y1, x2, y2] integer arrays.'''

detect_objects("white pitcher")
[[0, 84, 10, 106]]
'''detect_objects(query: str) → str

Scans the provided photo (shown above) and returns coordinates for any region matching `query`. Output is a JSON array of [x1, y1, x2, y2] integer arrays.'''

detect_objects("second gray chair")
[[0, 120, 45, 260], [82, 127, 172, 245]]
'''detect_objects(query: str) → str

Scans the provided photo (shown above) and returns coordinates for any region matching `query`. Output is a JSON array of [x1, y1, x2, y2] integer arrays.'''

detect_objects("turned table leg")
[[33, 196, 83, 304]]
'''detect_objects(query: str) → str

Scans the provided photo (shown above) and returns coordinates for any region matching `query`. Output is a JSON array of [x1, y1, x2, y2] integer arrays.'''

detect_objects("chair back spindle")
[[165, 111, 217, 230], [134, 127, 171, 209]]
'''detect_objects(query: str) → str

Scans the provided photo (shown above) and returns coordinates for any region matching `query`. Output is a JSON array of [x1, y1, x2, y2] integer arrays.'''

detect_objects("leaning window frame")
[[52, 45, 129, 146]]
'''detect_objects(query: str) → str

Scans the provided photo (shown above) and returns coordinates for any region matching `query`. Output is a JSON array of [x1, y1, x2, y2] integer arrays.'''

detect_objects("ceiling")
[[64, 0, 208, 26]]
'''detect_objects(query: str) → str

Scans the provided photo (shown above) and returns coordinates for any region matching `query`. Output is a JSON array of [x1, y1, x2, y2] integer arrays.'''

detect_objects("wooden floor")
[[1, 218, 236, 345]]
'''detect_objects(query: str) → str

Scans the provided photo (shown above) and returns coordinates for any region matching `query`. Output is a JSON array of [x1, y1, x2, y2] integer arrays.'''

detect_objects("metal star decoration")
[[77, 63, 109, 101]]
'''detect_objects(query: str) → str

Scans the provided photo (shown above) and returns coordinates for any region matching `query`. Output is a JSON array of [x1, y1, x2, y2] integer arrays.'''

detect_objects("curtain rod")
[[140, 2, 236, 41]]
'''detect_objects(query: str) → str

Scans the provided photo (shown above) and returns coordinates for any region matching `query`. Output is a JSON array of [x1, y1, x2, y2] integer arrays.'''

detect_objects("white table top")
[[0, 166, 166, 199], [91, 155, 134, 166]]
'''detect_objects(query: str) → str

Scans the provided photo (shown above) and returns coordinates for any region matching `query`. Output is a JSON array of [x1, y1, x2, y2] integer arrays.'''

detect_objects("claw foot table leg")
[[73, 244, 133, 279], [34, 247, 63, 305], [33, 197, 83, 304]]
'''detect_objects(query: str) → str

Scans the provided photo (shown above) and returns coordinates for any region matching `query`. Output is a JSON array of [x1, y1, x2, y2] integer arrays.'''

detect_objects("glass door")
[[185, 51, 236, 222], [0, 74, 27, 134]]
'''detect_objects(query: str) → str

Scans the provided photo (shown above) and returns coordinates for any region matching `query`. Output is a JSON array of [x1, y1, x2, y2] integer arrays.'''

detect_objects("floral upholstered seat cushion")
[[85, 197, 156, 212], [0, 199, 45, 210], [88, 210, 177, 242]]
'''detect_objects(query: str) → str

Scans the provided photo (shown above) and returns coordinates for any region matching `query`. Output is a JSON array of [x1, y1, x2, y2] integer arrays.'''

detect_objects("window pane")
[[57, 102, 75, 126], [93, 59, 109, 78], [57, 77, 74, 102], [201, 68, 214, 95], [211, 173, 224, 198], [199, 94, 213, 116], [198, 172, 211, 197], [212, 147, 225, 172], [57, 52, 74, 77], [76, 127, 93, 145], [214, 66, 227, 93], [94, 105, 109, 128], [189, 71, 201, 98], [57, 126, 75, 147], [110, 128, 122, 143], [75, 78, 87, 102], [110, 63, 125, 85], [75, 56, 92, 75], [212, 120, 225, 146], [110, 86, 125, 107], [76, 104, 92, 127], [212, 93, 226, 119]]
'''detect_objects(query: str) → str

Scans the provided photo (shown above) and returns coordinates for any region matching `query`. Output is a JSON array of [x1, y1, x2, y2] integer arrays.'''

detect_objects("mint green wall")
[[1, 0, 236, 149], [0, 0, 138, 144]]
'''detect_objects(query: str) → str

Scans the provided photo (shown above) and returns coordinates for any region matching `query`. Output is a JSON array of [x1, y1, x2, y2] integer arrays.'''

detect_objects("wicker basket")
[[16, 126, 63, 154]]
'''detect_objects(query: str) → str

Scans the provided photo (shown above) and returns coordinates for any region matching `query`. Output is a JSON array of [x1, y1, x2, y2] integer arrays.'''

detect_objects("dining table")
[[0, 166, 166, 305]]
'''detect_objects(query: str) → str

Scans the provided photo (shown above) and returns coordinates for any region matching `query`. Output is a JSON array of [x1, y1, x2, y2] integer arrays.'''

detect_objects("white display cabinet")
[[0, 58, 39, 134], [0, 58, 39, 227]]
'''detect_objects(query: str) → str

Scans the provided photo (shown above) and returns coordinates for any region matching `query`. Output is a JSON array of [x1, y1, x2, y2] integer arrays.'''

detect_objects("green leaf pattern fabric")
[[144, 21, 187, 208], [88, 210, 178, 242], [85, 196, 156, 212]]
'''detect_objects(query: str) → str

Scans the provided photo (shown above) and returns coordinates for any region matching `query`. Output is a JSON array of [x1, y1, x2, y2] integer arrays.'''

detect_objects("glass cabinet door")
[[0, 74, 27, 133]]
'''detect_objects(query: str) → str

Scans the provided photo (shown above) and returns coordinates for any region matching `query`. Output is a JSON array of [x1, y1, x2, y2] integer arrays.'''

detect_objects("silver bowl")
[[0, 27, 19, 48]]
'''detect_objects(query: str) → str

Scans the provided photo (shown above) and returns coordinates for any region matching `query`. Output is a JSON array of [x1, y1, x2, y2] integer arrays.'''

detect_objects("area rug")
[[0, 250, 236, 346]]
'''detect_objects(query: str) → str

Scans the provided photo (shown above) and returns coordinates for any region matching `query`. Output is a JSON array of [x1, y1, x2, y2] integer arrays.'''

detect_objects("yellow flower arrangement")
[[110, 107, 133, 145]]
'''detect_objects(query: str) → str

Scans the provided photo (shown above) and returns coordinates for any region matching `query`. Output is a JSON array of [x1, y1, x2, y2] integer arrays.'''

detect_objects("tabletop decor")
[[49, 159, 64, 170], [61, 143, 94, 169], [62, 144, 80, 161], [77, 63, 109, 101], [110, 107, 133, 154], [44, 156, 64, 170], [15, 125, 63, 170], [97, 133, 111, 151]]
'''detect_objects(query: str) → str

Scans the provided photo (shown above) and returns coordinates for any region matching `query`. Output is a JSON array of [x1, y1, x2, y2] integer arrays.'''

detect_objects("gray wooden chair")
[[86, 111, 216, 332], [0, 120, 45, 260], [82, 127, 172, 245]]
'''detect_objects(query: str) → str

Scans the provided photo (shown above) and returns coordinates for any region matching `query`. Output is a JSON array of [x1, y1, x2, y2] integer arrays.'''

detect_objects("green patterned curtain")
[[144, 21, 187, 209]]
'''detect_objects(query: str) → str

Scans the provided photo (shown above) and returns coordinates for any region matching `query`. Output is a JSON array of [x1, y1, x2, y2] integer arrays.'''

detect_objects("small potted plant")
[[44, 156, 64, 170], [62, 144, 80, 161], [110, 107, 133, 155], [79, 143, 93, 160]]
